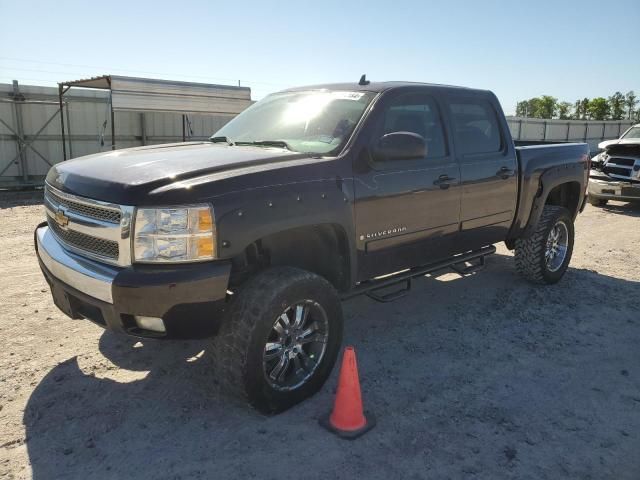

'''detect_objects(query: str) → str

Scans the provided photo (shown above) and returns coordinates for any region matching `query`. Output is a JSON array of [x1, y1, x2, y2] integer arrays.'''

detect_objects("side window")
[[379, 94, 447, 159], [449, 99, 502, 155]]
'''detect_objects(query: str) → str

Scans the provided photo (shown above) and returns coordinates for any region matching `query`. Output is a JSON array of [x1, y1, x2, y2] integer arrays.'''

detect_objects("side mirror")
[[373, 132, 427, 162]]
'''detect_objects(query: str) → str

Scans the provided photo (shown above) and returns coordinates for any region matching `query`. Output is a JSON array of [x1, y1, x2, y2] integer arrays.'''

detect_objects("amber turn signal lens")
[[198, 209, 213, 232], [196, 236, 215, 258]]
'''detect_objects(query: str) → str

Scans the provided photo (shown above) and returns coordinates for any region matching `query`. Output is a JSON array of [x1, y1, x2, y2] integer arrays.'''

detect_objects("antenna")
[[359, 74, 370, 86]]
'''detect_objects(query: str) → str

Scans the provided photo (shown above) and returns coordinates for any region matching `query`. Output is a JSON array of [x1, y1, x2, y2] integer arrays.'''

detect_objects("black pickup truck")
[[36, 80, 590, 412]]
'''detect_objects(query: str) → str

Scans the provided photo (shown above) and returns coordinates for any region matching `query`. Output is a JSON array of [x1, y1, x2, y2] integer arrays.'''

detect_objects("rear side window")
[[381, 94, 447, 159], [449, 99, 502, 155]]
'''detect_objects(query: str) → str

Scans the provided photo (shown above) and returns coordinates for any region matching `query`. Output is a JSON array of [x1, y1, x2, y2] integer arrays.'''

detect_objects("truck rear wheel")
[[514, 205, 574, 285], [210, 267, 343, 414]]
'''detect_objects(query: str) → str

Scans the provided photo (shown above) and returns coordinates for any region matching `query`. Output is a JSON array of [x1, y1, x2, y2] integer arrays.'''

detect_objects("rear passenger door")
[[445, 95, 518, 250]]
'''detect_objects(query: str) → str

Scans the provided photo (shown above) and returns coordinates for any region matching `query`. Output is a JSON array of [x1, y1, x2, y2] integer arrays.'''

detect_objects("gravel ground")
[[1, 191, 639, 480]]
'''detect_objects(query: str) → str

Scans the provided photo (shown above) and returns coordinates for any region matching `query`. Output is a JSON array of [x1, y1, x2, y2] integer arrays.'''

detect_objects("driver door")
[[353, 90, 462, 281]]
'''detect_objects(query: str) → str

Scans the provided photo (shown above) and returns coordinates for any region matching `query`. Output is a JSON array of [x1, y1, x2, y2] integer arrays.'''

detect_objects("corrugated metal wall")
[[506, 117, 635, 152], [0, 82, 248, 188]]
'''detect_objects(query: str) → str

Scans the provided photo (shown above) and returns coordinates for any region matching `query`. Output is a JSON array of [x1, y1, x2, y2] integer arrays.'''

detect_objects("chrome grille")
[[47, 214, 119, 259], [608, 157, 635, 167], [603, 156, 640, 181], [43, 183, 134, 266], [45, 187, 121, 224]]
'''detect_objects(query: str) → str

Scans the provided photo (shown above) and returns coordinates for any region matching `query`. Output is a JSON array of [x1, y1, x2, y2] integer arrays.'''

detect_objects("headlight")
[[133, 205, 216, 263]]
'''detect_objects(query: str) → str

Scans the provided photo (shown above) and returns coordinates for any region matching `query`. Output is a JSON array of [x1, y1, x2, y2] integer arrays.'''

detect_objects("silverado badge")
[[360, 226, 407, 241]]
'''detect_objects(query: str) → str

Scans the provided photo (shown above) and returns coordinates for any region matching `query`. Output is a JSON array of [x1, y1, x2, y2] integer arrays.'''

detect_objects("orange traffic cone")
[[320, 346, 376, 439]]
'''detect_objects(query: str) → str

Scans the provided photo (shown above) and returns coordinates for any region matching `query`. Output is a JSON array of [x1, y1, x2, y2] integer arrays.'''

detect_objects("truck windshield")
[[621, 126, 640, 140], [212, 90, 375, 155]]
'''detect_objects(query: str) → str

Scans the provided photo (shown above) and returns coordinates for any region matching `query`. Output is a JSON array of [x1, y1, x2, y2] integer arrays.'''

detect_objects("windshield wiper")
[[235, 140, 293, 151], [210, 136, 234, 145]]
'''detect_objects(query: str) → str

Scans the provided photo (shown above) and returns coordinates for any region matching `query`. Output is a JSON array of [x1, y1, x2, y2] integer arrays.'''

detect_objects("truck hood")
[[47, 142, 309, 203], [598, 138, 640, 150]]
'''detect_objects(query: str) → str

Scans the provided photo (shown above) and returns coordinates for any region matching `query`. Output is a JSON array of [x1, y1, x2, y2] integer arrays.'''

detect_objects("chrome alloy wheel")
[[545, 220, 569, 272], [262, 300, 329, 391]]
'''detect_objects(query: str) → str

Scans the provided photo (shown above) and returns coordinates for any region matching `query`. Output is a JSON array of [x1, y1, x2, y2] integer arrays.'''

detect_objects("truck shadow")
[[596, 201, 640, 217], [23, 254, 640, 479]]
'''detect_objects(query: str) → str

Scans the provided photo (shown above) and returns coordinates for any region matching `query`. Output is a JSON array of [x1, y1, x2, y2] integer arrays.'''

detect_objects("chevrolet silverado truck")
[[588, 124, 640, 206], [35, 80, 590, 413]]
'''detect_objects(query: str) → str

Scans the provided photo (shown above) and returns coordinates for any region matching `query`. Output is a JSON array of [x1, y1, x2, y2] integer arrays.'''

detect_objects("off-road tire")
[[210, 267, 343, 414], [514, 205, 574, 285], [588, 197, 608, 207]]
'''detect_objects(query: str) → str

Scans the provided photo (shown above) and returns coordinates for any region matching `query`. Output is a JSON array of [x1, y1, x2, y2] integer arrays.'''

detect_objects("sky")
[[0, 0, 638, 114]]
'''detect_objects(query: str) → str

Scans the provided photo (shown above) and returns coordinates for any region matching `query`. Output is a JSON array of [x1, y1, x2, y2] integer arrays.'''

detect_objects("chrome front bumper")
[[36, 223, 232, 338], [36, 225, 118, 303], [588, 177, 640, 201]]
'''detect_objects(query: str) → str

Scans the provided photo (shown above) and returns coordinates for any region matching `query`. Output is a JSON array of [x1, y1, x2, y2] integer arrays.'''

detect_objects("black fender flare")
[[520, 162, 584, 239]]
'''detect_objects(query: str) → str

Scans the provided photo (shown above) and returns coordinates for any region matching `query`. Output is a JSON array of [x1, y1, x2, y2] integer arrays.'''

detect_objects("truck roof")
[[282, 81, 490, 96]]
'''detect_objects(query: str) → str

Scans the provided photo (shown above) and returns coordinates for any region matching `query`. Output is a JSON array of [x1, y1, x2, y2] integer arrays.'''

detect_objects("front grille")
[[603, 165, 632, 177], [607, 157, 635, 167], [47, 214, 119, 260], [45, 187, 121, 224]]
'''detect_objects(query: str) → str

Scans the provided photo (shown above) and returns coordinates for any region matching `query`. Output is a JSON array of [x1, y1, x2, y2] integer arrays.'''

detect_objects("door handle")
[[433, 174, 456, 189], [496, 166, 514, 179]]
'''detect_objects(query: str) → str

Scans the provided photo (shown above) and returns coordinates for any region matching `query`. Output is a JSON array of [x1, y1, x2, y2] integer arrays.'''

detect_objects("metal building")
[[1, 78, 252, 188]]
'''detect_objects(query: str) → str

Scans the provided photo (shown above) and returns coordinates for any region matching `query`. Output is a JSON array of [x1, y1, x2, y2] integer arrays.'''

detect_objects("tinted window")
[[450, 99, 502, 154], [380, 94, 447, 159]]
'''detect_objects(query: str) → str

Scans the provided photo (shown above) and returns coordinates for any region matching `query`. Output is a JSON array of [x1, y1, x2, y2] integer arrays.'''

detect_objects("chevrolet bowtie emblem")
[[54, 208, 69, 228]]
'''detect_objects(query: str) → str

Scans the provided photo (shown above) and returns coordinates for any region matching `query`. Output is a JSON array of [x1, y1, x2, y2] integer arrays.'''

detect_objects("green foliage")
[[516, 91, 639, 121], [579, 99, 590, 120], [558, 102, 572, 120], [588, 98, 610, 120], [625, 91, 638, 120], [515, 100, 529, 117], [608, 92, 625, 120], [538, 96, 558, 119], [573, 99, 585, 120], [515, 96, 557, 119]]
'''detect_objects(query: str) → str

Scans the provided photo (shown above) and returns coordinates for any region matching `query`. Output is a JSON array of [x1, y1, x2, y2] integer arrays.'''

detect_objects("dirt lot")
[[1, 192, 639, 480]]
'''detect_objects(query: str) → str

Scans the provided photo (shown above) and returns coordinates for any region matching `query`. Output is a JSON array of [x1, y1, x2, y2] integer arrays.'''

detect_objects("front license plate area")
[[621, 186, 640, 197]]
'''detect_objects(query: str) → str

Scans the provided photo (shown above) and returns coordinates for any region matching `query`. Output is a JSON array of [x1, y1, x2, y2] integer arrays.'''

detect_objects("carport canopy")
[[58, 75, 252, 159]]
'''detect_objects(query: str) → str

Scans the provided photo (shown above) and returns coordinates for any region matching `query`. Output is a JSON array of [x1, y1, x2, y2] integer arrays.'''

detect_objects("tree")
[[625, 91, 638, 120], [515, 96, 556, 119], [588, 97, 610, 120], [558, 102, 572, 120], [516, 98, 540, 117], [572, 98, 590, 120], [572, 100, 583, 119], [537, 96, 558, 119], [580, 98, 590, 119], [608, 92, 625, 120], [516, 92, 637, 121], [515, 101, 529, 117]]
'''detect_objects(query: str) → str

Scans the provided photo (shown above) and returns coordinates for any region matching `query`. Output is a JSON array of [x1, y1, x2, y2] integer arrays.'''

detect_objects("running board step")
[[451, 255, 486, 276], [341, 245, 496, 302], [366, 278, 412, 303]]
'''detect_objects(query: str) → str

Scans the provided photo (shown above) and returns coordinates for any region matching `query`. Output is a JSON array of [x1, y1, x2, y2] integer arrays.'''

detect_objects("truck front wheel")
[[210, 267, 343, 414], [514, 205, 574, 285]]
